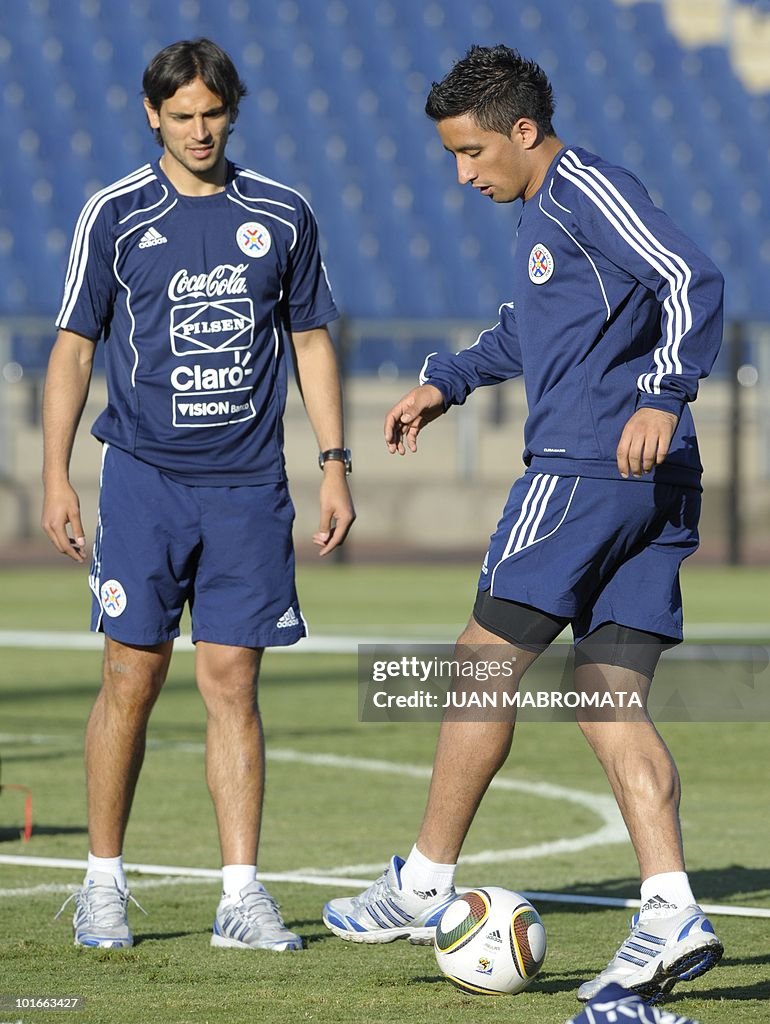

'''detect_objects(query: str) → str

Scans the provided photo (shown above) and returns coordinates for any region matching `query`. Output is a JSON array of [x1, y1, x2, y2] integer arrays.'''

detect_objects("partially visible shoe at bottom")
[[577, 905, 723, 1005], [322, 854, 456, 945], [55, 871, 143, 948], [567, 983, 702, 1023], [211, 881, 302, 951]]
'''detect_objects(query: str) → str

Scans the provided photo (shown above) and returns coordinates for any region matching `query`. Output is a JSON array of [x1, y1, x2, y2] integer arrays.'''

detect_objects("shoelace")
[[235, 888, 287, 928], [54, 884, 147, 924], [349, 870, 392, 913]]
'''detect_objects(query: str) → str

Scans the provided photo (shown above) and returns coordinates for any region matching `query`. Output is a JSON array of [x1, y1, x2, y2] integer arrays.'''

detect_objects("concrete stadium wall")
[[2, 374, 768, 564]]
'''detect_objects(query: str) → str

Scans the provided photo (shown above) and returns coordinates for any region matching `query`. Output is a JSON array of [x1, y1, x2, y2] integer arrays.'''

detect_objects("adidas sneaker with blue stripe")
[[211, 881, 302, 951], [322, 855, 456, 945], [55, 871, 143, 948], [577, 903, 723, 1004]]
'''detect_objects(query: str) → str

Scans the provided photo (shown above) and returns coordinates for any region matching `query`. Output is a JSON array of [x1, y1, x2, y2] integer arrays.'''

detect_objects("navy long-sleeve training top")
[[421, 146, 724, 489]]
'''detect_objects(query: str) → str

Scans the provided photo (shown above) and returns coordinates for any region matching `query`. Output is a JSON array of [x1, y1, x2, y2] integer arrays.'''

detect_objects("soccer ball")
[[434, 887, 547, 995]]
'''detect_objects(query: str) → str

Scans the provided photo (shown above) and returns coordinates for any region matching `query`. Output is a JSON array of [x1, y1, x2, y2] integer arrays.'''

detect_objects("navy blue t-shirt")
[[57, 160, 338, 484]]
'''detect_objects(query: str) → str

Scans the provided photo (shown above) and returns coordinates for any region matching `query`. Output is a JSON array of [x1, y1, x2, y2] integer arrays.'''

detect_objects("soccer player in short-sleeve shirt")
[[42, 39, 354, 951]]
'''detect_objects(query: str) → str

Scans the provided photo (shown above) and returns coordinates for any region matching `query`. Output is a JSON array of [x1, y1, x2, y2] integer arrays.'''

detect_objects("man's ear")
[[512, 117, 541, 150], [143, 97, 160, 130]]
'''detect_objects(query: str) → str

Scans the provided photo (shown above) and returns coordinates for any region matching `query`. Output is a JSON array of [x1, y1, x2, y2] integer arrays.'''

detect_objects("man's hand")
[[41, 481, 87, 563], [616, 408, 679, 478], [313, 465, 356, 556], [384, 383, 445, 455]]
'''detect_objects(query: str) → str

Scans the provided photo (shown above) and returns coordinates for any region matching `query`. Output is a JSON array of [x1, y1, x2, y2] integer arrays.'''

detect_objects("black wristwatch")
[[318, 448, 352, 474]]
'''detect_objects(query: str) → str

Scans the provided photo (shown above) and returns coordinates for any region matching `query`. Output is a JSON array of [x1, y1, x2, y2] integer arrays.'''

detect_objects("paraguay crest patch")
[[100, 579, 127, 617], [237, 221, 272, 258], [528, 243, 554, 284]]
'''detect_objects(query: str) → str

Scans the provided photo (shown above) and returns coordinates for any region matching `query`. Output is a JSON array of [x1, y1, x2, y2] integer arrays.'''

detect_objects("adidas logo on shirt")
[[276, 607, 300, 629], [138, 226, 168, 248]]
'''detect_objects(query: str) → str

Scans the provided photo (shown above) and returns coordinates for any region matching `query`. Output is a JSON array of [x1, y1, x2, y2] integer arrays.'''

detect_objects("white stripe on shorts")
[[490, 475, 580, 595]]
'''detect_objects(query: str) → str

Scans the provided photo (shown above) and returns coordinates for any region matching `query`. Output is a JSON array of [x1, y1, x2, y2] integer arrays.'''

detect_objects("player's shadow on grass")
[[672, 976, 770, 1003], [0, 823, 87, 842], [132, 930, 205, 945], [546, 865, 770, 909], [410, 972, 770, 1005], [521, 972, 591, 996], [292, 923, 342, 945], [410, 974, 456, 987], [412, 971, 586, 995], [415, 970, 581, 995]]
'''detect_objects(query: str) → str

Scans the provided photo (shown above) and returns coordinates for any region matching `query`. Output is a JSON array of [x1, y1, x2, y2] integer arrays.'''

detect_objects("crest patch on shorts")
[[100, 579, 127, 617]]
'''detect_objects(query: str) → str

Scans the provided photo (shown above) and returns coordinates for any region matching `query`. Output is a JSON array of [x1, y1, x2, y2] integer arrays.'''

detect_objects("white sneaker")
[[322, 855, 456, 945], [211, 882, 302, 951], [577, 904, 723, 1004], [55, 871, 144, 948]]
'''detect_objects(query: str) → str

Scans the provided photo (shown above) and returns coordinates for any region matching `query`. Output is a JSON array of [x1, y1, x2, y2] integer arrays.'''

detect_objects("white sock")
[[86, 853, 127, 891], [640, 871, 696, 917], [222, 864, 258, 900], [399, 845, 456, 894]]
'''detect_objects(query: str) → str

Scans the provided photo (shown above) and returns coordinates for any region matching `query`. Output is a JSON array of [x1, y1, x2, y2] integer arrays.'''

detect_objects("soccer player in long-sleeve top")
[[323, 45, 723, 1007]]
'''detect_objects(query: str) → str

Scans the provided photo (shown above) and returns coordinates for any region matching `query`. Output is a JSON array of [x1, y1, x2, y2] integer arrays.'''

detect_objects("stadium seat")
[[2, 0, 768, 362]]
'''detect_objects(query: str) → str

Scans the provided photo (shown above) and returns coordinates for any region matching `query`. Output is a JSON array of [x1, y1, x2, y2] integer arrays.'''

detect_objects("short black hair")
[[425, 44, 555, 137], [142, 38, 248, 145]]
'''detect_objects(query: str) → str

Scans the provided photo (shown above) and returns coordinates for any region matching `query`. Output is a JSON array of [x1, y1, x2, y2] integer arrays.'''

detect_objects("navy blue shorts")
[[89, 445, 305, 648], [478, 470, 701, 643]]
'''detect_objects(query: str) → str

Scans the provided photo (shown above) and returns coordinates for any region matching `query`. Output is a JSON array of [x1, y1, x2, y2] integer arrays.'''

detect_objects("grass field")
[[0, 564, 768, 1024]]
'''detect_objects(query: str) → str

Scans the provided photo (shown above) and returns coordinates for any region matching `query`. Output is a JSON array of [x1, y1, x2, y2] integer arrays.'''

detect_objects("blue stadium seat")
[[1, 0, 768, 353]]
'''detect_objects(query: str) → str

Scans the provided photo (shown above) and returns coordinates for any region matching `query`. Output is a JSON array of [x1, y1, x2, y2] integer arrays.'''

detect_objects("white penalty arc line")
[[4, 746, 627, 886], [0, 861, 767, 919], [0, 745, 627, 868], [268, 748, 629, 870]]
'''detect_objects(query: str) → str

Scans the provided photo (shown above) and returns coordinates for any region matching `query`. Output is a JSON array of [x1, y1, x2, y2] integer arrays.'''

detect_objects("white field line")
[[0, 740, 627, 866], [7, 741, 768, 916], [0, 875, 221, 898], [267, 749, 628, 873], [1, 861, 767, 919], [0, 625, 767, 652], [0, 631, 396, 653], [1, 745, 768, 919], [0, 744, 626, 879], [0, 856, 372, 891]]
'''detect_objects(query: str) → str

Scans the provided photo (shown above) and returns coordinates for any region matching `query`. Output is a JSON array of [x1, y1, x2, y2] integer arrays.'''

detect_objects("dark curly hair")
[[425, 44, 555, 136]]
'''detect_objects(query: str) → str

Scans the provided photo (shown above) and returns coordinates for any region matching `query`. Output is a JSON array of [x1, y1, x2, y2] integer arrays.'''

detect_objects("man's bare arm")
[[41, 329, 95, 562]]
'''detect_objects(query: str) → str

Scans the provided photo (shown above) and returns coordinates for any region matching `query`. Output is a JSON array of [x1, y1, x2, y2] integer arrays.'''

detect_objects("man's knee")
[[101, 638, 172, 706], [196, 643, 263, 705]]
